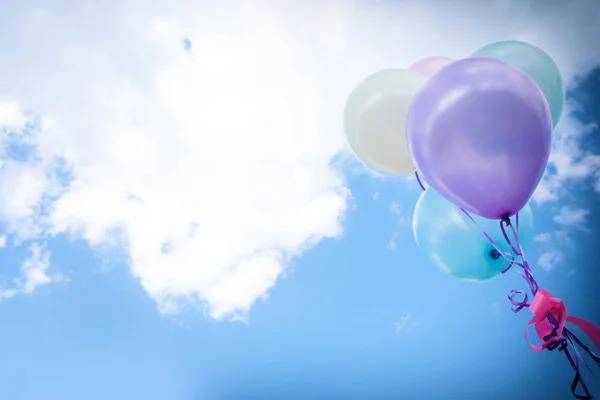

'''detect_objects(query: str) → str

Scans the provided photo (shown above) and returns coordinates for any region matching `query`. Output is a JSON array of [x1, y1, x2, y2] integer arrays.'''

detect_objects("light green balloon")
[[413, 188, 534, 281], [472, 41, 564, 127], [343, 69, 427, 176]]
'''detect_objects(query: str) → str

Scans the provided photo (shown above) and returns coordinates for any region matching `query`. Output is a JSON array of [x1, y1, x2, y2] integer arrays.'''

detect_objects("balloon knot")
[[489, 249, 501, 260]]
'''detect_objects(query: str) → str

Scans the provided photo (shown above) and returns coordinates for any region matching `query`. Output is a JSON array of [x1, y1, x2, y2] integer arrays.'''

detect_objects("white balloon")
[[343, 69, 427, 176]]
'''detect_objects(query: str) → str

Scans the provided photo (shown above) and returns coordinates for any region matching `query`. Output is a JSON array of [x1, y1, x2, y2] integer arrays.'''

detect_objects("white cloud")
[[534, 207, 590, 273], [0, 236, 5, 248], [538, 250, 565, 272], [390, 202, 407, 225], [395, 313, 420, 333], [0, 100, 27, 132], [388, 234, 398, 250], [0, 244, 62, 299], [0, 1, 598, 319], [533, 233, 552, 243], [533, 226, 580, 273], [0, 2, 350, 319], [533, 120, 600, 203], [0, 160, 56, 241], [372, 192, 380, 201], [553, 207, 589, 227]]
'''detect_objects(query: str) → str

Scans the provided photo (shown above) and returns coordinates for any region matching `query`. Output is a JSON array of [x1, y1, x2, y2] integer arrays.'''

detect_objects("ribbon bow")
[[413, 172, 600, 399], [526, 290, 600, 353], [524, 290, 600, 399]]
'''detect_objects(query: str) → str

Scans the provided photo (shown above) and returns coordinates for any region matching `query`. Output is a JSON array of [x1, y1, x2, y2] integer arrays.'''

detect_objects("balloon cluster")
[[343, 41, 599, 399]]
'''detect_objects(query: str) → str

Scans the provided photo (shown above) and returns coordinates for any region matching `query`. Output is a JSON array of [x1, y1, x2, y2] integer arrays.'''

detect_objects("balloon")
[[409, 57, 453, 78], [413, 188, 534, 281], [343, 69, 427, 175], [471, 41, 564, 127], [406, 58, 552, 219]]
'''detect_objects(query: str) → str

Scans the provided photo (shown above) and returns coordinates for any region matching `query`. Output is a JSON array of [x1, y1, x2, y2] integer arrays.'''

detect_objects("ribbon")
[[413, 172, 600, 398], [523, 290, 600, 399], [526, 290, 600, 354], [500, 217, 600, 399], [526, 289, 567, 351], [499, 216, 600, 399], [414, 170, 427, 191]]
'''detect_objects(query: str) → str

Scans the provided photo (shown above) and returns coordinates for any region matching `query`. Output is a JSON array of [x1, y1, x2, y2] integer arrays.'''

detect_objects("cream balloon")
[[343, 69, 427, 176]]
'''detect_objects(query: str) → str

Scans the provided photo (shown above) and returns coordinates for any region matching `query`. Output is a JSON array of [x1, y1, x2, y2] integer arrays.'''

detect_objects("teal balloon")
[[413, 188, 534, 281], [471, 40, 564, 127]]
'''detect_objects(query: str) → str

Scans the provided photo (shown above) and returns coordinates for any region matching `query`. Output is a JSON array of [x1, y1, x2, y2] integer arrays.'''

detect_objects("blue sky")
[[0, 1, 599, 399]]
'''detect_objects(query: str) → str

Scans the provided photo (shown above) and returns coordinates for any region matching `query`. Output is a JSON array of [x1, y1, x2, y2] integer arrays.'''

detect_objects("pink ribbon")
[[526, 289, 600, 354]]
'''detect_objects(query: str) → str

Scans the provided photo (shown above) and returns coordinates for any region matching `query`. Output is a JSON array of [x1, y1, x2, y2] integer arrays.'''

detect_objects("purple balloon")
[[406, 58, 552, 219]]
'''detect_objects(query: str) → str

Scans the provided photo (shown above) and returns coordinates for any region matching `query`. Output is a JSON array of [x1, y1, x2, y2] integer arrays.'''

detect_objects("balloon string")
[[502, 218, 599, 375], [497, 216, 595, 399], [499, 218, 539, 295], [565, 328, 598, 380], [564, 327, 600, 380], [415, 173, 519, 274], [414, 170, 426, 191], [413, 174, 597, 398], [457, 206, 596, 398], [415, 173, 517, 273], [459, 209, 517, 274]]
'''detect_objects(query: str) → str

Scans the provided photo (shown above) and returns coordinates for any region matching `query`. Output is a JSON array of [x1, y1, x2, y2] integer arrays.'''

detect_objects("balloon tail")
[[458, 209, 516, 273]]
